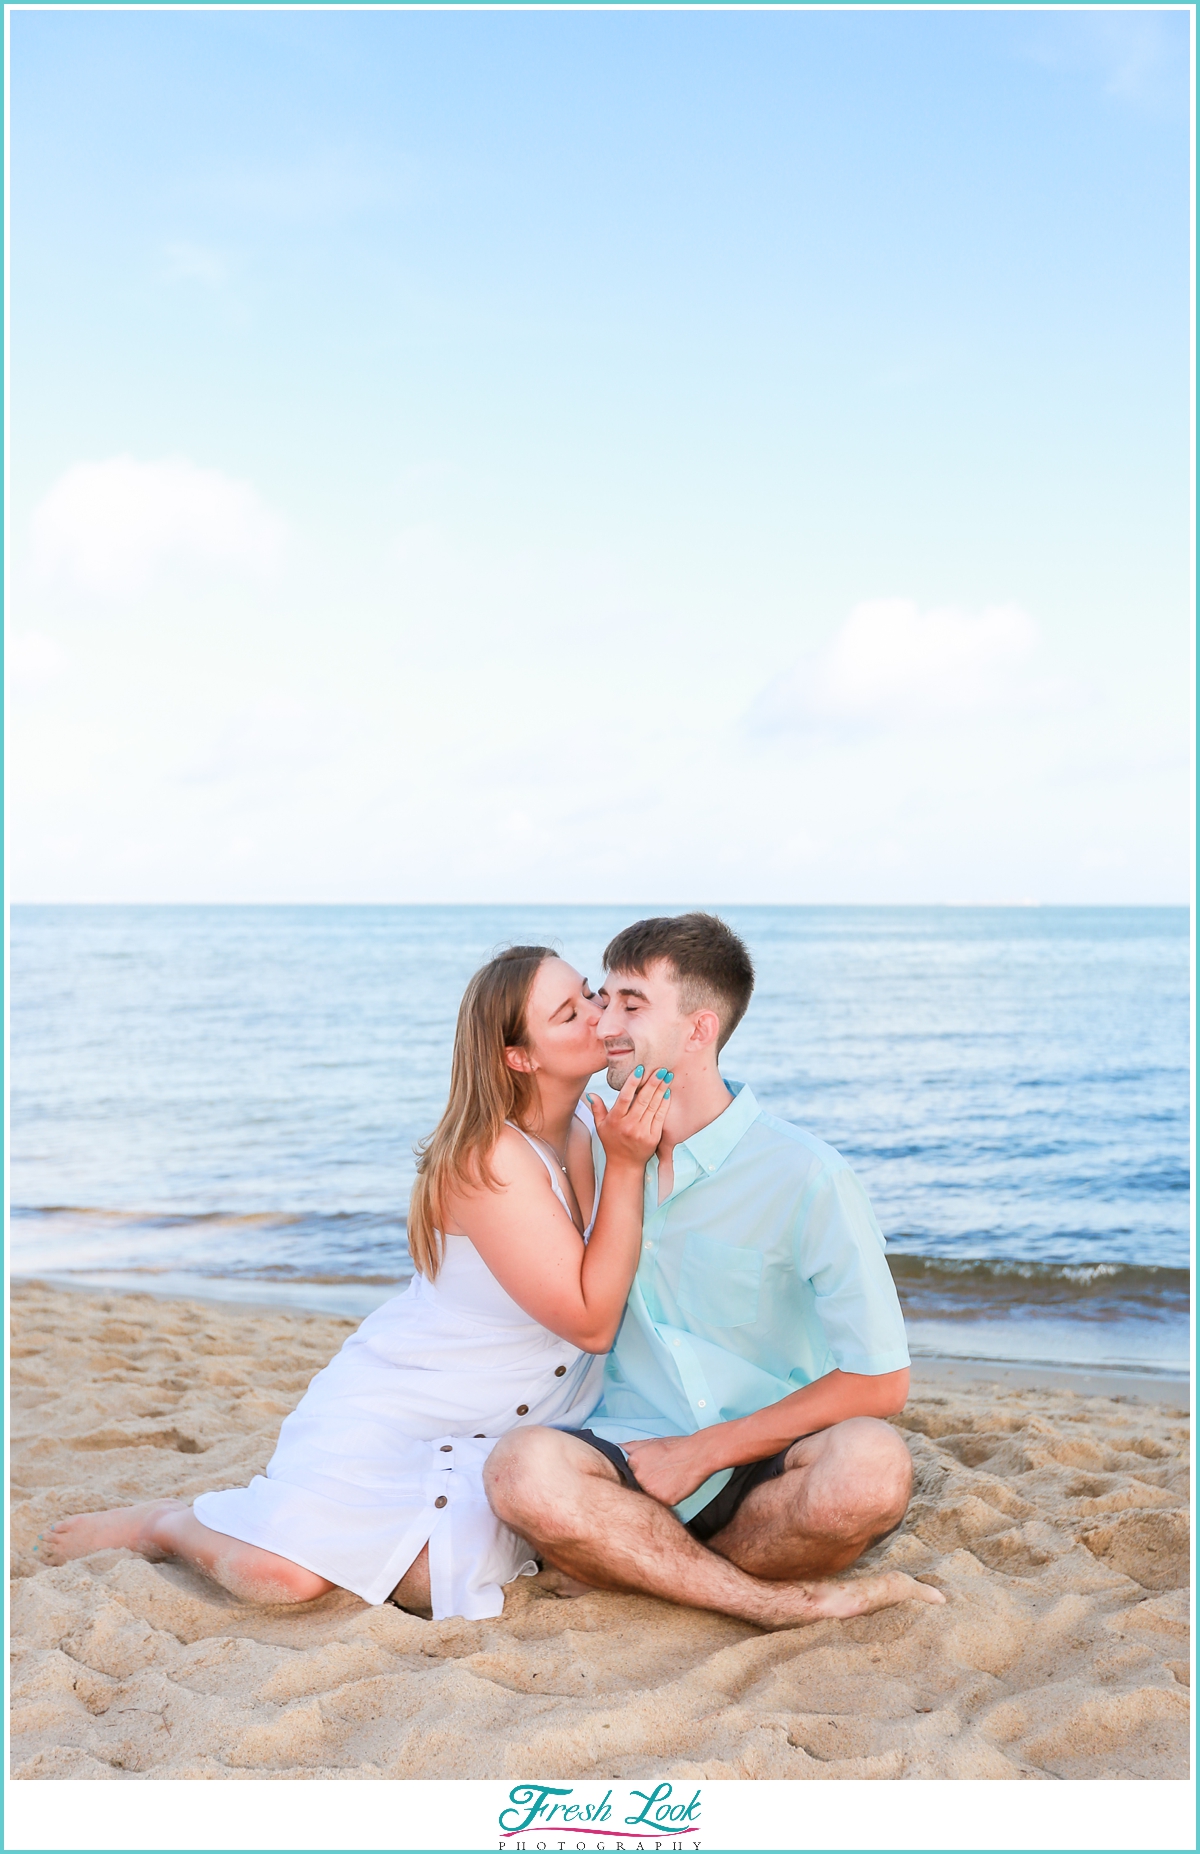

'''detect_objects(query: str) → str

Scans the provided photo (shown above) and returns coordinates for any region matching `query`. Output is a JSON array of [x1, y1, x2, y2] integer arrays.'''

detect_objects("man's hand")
[[621, 1432, 719, 1508], [620, 1369, 911, 1511]]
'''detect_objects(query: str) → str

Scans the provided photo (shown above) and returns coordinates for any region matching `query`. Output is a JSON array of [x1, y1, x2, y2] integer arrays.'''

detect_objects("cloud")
[[1022, 13, 1189, 114], [748, 598, 1044, 735], [8, 631, 69, 694], [30, 455, 287, 598], [205, 148, 410, 223], [176, 690, 348, 791], [163, 240, 228, 288]]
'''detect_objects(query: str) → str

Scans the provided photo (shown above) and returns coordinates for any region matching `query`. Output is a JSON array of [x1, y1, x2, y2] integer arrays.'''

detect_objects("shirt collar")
[[675, 1078, 760, 1178]]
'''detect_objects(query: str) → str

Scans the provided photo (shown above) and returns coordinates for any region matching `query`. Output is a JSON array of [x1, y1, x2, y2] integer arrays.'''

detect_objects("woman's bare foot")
[[36, 1498, 188, 1567], [764, 1570, 945, 1630]]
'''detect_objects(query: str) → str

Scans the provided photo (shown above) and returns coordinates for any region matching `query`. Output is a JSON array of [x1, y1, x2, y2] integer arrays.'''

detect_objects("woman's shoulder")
[[449, 1122, 548, 1203], [495, 1121, 548, 1169]]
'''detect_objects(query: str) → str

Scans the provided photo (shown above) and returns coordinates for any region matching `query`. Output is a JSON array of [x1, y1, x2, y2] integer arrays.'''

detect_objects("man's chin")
[[605, 1059, 637, 1089]]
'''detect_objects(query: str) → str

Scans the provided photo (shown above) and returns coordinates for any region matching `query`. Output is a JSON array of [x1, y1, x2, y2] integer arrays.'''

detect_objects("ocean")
[[9, 905, 1191, 1377]]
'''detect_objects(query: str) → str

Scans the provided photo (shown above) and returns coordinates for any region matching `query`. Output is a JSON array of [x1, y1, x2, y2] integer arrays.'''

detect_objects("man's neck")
[[657, 1063, 734, 1161]]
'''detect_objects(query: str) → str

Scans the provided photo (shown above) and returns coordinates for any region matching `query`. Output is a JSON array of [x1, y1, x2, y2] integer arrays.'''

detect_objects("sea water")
[[9, 905, 1191, 1374]]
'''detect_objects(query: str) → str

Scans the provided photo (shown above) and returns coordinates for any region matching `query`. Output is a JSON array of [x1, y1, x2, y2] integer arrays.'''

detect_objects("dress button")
[[474, 1433, 486, 1438], [516, 1404, 529, 1415], [434, 1495, 448, 1508], [440, 1444, 453, 1452], [554, 1365, 567, 1377]]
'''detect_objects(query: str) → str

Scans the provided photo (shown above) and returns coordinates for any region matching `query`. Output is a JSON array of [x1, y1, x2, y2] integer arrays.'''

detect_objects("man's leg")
[[484, 1427, 941, 1630], [704, 1415, 914, 1578]]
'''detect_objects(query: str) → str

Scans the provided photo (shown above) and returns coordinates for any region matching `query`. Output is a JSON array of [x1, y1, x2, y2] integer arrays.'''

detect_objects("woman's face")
[[520, 958, 605, 1084]]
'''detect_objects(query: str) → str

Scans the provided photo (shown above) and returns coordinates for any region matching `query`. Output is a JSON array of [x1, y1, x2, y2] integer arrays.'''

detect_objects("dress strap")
[[572, 1100, 601, 1234], [504, 1121, 575, 1220]]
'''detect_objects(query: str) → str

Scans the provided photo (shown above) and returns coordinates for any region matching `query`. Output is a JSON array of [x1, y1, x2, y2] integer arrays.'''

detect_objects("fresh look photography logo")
[[498, 1781, 703, 1848]]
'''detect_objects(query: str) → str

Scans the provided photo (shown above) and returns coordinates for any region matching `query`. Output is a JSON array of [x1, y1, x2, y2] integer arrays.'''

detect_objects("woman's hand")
[[588, 1068, 670, 1170], [451, 1068, 667, 1353]]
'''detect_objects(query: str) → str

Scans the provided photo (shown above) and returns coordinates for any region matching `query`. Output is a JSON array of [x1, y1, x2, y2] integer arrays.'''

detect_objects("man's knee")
[[486, 1428, 621, 1538], [803, 1417, 913, 1538], [484, 1427, 572, 1532]]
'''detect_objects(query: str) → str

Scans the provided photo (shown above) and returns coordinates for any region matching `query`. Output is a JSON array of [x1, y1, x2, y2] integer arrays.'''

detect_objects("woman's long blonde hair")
[[407, 945, 555, 1280]]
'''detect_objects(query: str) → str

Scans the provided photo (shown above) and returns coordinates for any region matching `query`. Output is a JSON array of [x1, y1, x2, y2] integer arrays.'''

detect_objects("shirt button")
[[697, 1399, 707, 1408], [673, 1339, 681, 1347], [516, 1404, 529, 1415], [554, 1365, 566, 1377], [439, 1444, 452, 1452], [434, 1495, 448, 1508]]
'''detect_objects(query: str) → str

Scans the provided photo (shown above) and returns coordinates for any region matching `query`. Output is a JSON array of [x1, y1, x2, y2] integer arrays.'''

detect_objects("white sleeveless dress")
[[194, 1118, 604, 1620]]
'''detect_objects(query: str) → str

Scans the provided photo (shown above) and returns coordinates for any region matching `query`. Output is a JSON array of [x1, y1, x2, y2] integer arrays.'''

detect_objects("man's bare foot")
[[36, 1499, 188, 1567], [763, 1570, 945, 1630], [537, 1567, 596, 1599]]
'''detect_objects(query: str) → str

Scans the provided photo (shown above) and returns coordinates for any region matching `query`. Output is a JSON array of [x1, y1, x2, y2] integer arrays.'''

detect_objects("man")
[[484, 912, 945, 1629]]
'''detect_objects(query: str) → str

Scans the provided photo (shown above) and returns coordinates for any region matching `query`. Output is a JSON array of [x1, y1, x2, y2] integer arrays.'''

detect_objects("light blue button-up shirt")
[[586, 1081, 910, 1522]]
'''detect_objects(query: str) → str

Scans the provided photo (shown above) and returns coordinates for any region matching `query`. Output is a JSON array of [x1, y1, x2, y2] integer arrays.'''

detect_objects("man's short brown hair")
[[602, 912, 755, 1052]]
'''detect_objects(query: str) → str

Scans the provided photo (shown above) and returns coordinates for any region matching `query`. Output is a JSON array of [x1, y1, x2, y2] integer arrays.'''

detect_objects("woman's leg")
[[37, 1500, 335, 1604], [388, 1543, 431, 1613]]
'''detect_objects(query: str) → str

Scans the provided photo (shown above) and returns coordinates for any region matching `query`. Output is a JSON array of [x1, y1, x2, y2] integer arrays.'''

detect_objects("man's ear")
[[505, 1045, 536, 1074], [687, 1010, 722, 1052]]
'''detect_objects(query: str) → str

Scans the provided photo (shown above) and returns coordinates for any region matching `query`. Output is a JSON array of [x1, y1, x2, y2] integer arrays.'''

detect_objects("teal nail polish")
[[663, 1088, 671, 1098], [634, 1065, 644, 1077], [655, 1069, 668, 1079], [665, 1071, 674, 1081]]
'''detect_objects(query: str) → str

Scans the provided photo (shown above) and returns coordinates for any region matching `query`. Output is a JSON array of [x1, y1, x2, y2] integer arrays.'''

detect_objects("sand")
[[9, 1281, 1191, 1781]]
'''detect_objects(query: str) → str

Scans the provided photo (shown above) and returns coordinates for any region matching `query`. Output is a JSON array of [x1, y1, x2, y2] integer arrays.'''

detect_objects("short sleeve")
[[792, 1165, 910, 1376]]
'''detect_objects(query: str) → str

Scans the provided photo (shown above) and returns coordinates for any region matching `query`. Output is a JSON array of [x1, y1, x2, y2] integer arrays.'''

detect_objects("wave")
[[11, 1205, 407, 1234], [889, 1254, 1189, 1316], [14, 1207, 1189, 1321], [21, 1265, 408, 1287]]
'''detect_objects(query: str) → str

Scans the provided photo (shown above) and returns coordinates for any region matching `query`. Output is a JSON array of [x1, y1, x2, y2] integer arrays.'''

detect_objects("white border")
[[3, 1777, 1200, 1852], [4, 4, 1196, 1852]]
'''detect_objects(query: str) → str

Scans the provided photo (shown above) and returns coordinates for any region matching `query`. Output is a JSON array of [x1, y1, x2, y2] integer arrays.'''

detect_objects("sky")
[[8, 6, 1193, 904]]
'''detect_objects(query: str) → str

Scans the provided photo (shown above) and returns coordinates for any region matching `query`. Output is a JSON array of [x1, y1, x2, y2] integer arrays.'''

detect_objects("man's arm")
[[622, 1367, 910, 1508]]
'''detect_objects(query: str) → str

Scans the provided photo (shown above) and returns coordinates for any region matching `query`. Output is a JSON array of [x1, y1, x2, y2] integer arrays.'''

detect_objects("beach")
[[10, 1281, 1190, 1781]]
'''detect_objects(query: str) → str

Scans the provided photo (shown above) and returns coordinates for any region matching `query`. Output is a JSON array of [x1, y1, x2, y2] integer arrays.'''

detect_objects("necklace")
[[529, 1130, 568, 1173]]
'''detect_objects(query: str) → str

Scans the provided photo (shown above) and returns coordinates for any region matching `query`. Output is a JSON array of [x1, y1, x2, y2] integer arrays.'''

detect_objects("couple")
[[39, 914, 943, 1631]]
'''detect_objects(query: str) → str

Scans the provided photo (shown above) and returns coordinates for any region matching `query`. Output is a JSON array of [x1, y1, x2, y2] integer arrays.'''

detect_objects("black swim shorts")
[[560, 1427, 798, 1543]]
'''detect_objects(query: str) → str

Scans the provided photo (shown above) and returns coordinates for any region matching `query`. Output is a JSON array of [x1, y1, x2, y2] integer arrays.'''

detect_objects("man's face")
[[596, 960, 692, 1089]]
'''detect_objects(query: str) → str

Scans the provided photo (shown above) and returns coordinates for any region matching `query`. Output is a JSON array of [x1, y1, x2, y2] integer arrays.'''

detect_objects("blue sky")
[[9, 7, 1192, 902]]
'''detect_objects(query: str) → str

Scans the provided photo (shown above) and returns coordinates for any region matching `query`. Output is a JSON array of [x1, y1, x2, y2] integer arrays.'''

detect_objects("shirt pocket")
[[677, 1233, 763, 1328]]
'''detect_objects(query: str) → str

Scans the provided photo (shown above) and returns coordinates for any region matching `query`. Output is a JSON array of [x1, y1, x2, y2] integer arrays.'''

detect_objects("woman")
[[37, 946, 668, 1621]]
